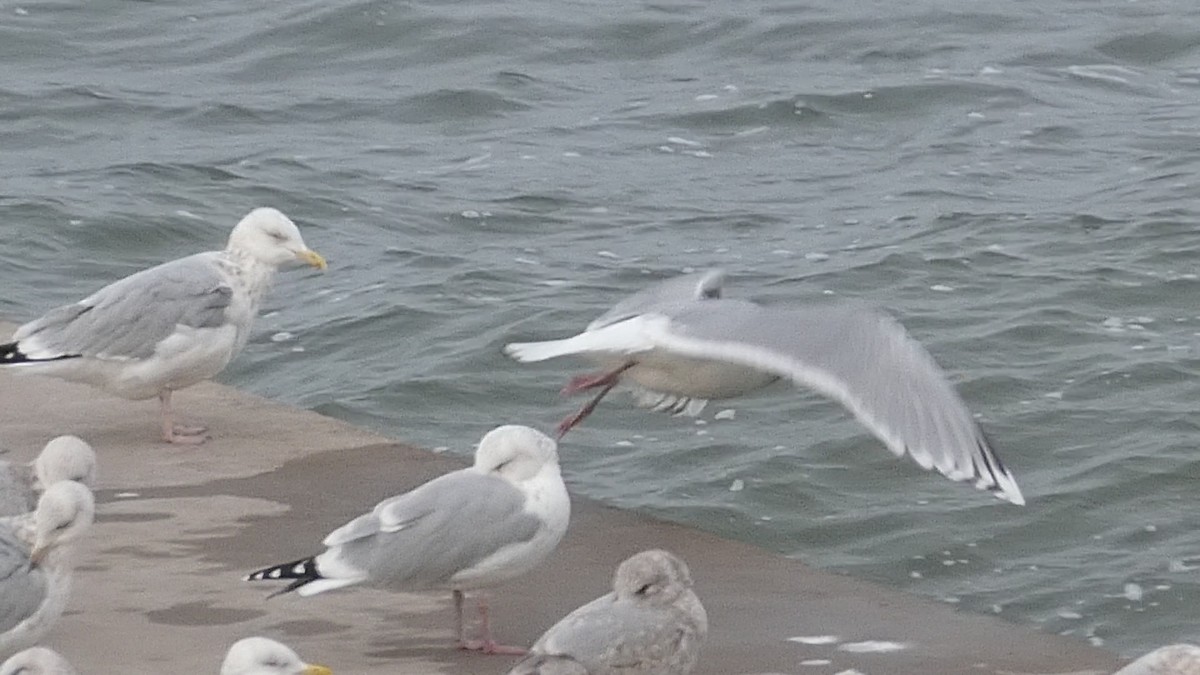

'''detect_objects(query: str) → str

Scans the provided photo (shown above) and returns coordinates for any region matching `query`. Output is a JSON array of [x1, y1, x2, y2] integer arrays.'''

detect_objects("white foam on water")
[[838, 641, 909, 653], [787, 635, 840, 645]]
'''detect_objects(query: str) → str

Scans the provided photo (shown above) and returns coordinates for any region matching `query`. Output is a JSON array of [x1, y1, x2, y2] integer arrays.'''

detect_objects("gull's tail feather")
[[504, 339, 579, 363], [245, 556, 321, 598], [0, 341, 77, 365]]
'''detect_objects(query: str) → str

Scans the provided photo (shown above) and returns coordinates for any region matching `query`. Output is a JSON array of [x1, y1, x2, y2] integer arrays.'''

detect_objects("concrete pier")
[[0, 347, 1126, 673]]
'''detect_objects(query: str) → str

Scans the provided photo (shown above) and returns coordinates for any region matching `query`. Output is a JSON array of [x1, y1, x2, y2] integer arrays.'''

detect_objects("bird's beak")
[[302, 665, 332, 675], [29, 545, 47, 566], [296, 249, 328, 270]]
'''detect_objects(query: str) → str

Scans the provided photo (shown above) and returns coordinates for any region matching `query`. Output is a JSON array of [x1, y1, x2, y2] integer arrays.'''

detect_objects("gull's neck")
[[220, 247, 279, 307]]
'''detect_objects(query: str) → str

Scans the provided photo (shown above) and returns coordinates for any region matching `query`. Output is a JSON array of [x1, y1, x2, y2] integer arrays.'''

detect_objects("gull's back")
[[587, 270, 724, 331]]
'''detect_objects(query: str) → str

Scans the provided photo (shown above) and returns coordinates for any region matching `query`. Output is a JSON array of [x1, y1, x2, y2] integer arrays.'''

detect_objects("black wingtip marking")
[[0, 341, 80, 365], [244, 556, 321, 598]]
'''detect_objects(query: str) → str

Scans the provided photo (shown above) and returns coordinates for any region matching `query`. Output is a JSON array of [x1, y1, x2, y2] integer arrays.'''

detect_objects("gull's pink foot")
[[457, 640, 528, 656]]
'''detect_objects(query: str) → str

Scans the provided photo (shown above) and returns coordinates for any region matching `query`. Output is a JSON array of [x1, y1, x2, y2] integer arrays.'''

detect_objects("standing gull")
[[221, 637, 331, 675], [0, 481, 94, 659], [504, 270, 1023, 505], [0, 647, 79, 675], [0, 435, 96, 517], [245, 425, 571, 654], [508, 549, 707, 675], [0, 208, 326, 444], [1113, 645, 1200, 675]]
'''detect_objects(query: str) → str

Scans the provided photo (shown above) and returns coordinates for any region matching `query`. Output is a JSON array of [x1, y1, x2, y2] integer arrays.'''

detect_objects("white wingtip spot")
[[268, 569, 282, 579]]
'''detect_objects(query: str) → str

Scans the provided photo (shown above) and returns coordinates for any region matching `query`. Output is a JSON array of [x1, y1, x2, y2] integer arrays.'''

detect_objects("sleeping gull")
[[0, 436, 96, 517], [0, 647, 78, 675], [504, 269, 1024, 505], [507, 549, 706, 675], [0, 647, 79, 675], [221, 637, 331, 675], [0, 208, 326, 444], [1113, 645, 1200, 675], [246, 424, 570, 654], [0, 481, 94, 659]]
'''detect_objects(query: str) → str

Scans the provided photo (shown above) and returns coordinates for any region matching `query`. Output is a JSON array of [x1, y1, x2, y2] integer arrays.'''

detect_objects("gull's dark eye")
[[636, 583, 653, 595], [269, 230, 287, 242], [493, 460, 511, 472]]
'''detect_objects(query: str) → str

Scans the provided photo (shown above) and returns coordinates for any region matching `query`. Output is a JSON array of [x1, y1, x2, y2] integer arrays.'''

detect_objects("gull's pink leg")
[[457, 594, 526, 655], [555, 362, 636, 438], [556, 379, 621, 439], [158, 390, 209, 445]]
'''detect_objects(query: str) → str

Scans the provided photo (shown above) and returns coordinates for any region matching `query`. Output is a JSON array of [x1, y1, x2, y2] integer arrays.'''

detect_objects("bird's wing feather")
[[0, 529, 45, 634], [324, 470, 544, 587], [653, 300, 1024, 504], [13, 253, 233, 361]]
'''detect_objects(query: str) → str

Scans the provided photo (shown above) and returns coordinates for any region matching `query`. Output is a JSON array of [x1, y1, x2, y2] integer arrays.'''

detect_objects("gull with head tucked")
[[221, 637, 331, 675], [0, 435, 96, 518], [505, 269, 1024, 505], [246, 425, 570, 655], [508, 549, 707, 675], [0, 208, 326, 444]]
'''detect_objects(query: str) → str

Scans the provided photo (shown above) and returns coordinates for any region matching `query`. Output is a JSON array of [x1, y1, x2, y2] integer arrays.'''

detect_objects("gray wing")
[[531, 594, 702, 674], [588, 270, 724, 331], [0, 529, 45, 634], [658, 299, 1024, 504], [331, 470, 543, 587], [14, 253, 233, 360], [0, 463, 34, 518]]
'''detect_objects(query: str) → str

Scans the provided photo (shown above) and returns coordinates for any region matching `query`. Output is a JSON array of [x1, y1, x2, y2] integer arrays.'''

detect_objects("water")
[[3, 0, 1200, 657]]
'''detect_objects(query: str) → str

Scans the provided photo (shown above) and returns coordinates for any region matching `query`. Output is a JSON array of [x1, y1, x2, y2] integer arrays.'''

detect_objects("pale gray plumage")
[[14, 255, 233, 362], [0, 465, 34, 520], [0, 647, 79, 675], [0, 436, 97, 518], [508, 549, 707, 675], [1114, 645, 1200, 675], [317, 470, 543, 590], [0, 532, 48, 639], [504, 270, 1024, 505]]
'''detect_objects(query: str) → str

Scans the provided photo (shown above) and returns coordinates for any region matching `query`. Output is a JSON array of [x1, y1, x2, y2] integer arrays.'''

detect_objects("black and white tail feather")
[[245, 556, 322, 598], [0, 341, 77, 364]]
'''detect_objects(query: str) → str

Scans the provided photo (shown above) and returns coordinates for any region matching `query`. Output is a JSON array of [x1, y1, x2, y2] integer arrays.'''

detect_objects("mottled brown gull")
[[507, 549, 707, 675]]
